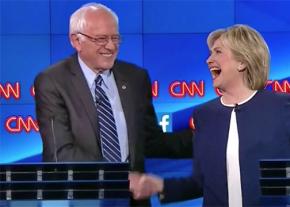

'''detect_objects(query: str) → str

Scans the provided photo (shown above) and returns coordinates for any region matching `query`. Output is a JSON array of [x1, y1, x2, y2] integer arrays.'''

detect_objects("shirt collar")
[[221, 90, 258, 107], [78, 55, 113, 89], [98, 69, 111, 89]]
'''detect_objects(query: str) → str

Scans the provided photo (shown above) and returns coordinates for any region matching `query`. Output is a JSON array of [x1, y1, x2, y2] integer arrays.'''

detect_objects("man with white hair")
[[34, 3, 193, 206]]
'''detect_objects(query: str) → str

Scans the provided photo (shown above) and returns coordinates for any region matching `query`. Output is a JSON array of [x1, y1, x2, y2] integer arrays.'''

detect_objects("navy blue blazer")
[[163, 90, 290, 206]]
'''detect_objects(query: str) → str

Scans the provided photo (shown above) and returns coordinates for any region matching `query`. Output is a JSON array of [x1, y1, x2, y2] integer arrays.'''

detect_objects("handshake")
[[129, 172, 164, 199]]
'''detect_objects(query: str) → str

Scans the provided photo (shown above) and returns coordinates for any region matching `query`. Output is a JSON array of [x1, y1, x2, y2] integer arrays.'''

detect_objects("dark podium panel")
[[260, 159, 290, 206], [0, 162, 130, 207]]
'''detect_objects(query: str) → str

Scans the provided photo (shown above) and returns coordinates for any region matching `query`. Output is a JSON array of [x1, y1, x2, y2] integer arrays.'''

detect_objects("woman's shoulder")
[[193, 97, 222, 117], [258, 90, 290, 104], [197, 97, 221, 110]]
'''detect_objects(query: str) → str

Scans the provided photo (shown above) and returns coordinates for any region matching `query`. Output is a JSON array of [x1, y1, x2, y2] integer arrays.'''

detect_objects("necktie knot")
[[95, 75, 103, 86]]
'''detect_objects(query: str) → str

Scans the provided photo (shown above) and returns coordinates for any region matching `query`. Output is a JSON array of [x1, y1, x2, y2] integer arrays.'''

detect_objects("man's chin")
[[98, 62, 115, 71]]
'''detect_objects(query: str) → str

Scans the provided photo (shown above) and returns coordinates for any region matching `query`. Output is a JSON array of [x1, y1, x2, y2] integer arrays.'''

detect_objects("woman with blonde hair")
[[129, 24, 290, 207]]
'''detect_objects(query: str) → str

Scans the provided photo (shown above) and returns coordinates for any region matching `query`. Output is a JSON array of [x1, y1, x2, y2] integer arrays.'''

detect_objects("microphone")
[[234, 104, 240, 112], [50, 116, 58, 162]]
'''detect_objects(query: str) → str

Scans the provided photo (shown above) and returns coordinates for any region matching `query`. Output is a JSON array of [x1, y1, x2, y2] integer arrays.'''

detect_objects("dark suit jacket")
[[34, 54, 191, 207], [34, 55, 192, 206], [35, 55, 143, 171], [34, 54, 192, 170], [162, 90, 290, 206]]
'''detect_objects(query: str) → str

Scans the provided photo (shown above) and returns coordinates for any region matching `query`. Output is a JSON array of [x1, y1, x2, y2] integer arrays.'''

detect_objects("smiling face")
[[206, 37, 246, 92], [70, 9, 119, 72]]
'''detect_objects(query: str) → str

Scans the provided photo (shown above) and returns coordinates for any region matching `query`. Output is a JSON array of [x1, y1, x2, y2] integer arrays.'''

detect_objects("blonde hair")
[[207, 24, 270, 90]]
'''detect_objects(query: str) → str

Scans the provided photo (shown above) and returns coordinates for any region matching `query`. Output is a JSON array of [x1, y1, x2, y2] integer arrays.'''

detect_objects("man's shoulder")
[[42, 54, 77, 75], [114, 59, 146, 73], [34, 54, 77, 86]]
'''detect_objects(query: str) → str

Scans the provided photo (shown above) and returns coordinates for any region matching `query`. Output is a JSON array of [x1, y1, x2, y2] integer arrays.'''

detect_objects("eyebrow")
[[209, 46, 222, 52], [212, 46, 222, 50]]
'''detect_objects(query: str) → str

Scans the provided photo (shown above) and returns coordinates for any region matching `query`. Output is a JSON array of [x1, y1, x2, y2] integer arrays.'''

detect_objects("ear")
[[237, 62, 246, 72], [70, 34, 81, 52]]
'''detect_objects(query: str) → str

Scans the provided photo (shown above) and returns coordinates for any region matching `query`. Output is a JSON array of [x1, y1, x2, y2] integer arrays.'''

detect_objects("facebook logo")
[[158, 114, 171, 132]]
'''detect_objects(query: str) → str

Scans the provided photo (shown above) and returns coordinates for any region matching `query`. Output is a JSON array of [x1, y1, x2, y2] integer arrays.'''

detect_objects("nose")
[[206, 54, 213, 65], [104, 38, 118, 50]]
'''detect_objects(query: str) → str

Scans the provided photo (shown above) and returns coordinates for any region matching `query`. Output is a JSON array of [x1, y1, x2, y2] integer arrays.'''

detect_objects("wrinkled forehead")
[[83, 9, 118, 33], [85, 9, 116, 24]]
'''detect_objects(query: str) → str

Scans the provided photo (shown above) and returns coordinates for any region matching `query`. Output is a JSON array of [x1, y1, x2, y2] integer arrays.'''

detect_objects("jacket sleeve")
[[159, 108, 203, 203], [161, 175, 203, 203], [141, 70, 193, 158], [34, 72, 97, 162]]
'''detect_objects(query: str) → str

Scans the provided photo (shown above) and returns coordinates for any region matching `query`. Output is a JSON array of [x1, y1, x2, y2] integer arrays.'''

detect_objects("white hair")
[[69, 2, 119, 35]]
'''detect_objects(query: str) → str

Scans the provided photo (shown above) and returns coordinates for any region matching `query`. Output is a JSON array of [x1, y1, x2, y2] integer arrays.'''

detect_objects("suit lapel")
[[67, 56, 100, 142], [113, 64, 132, 120], [112, 62, 136, 163], [66, 58, 137, 162]]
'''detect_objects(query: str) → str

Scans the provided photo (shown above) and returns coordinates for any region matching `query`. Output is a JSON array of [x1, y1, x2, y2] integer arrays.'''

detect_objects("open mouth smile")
[[210, 67, 221, 79]]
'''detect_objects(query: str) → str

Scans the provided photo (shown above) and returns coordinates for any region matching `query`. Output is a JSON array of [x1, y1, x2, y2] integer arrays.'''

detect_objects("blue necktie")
[[95, 75, 121, 162]]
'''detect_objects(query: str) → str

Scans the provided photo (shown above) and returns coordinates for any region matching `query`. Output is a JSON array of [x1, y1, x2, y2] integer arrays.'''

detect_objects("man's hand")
[[129, 172, 164, 200]]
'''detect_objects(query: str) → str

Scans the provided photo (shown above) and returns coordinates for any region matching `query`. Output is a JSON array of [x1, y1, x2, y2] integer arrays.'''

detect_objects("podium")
[[0, 162, 130, 207], [260, 159, 290, 206]]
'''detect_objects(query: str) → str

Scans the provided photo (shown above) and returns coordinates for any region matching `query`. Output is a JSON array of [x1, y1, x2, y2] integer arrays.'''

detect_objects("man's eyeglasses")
[[78, 32, 121, 45]]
